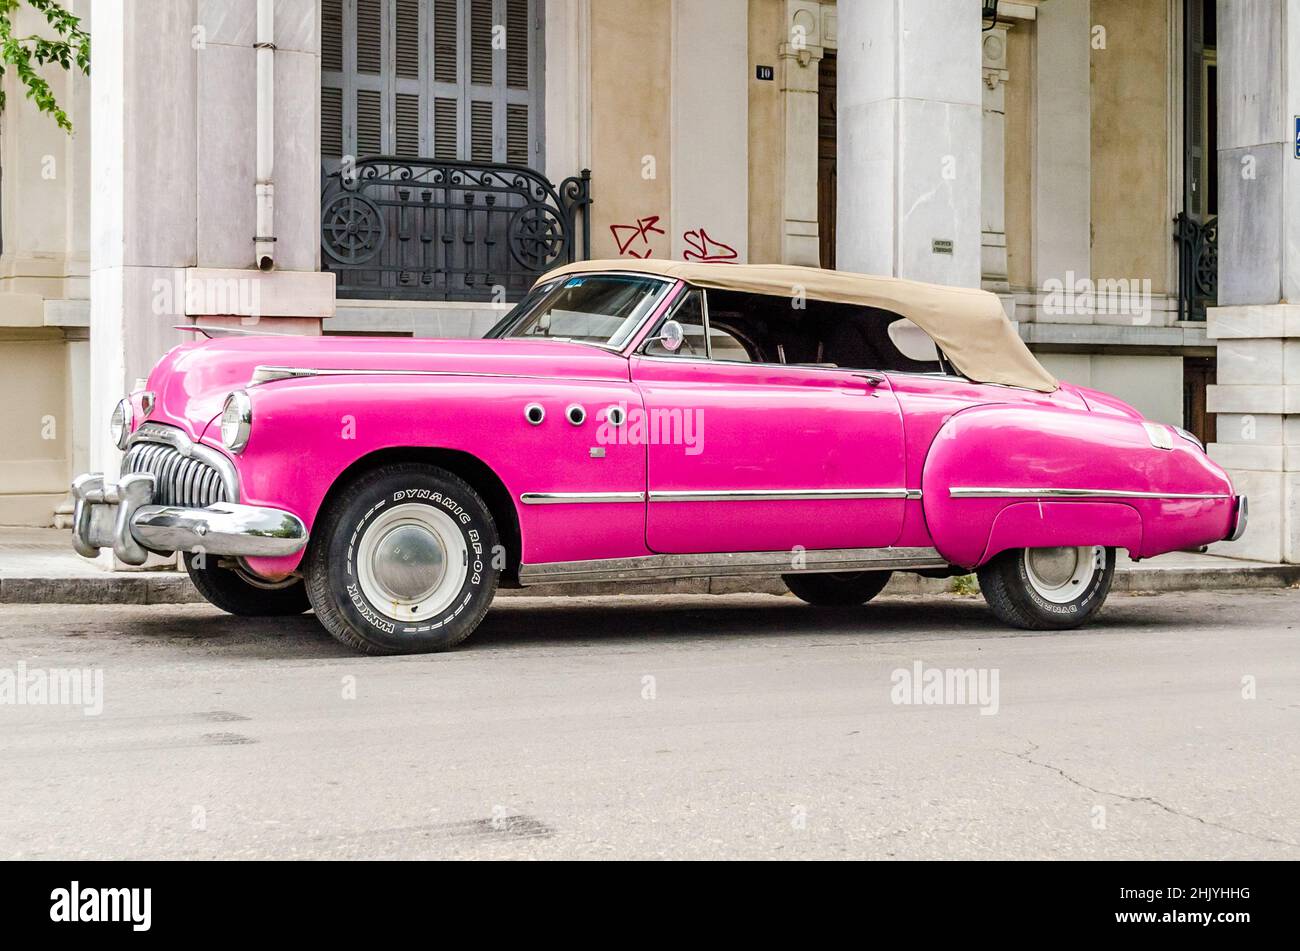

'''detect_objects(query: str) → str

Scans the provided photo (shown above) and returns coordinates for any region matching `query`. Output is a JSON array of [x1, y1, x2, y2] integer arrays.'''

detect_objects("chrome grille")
[[121, 442, 231, 509]]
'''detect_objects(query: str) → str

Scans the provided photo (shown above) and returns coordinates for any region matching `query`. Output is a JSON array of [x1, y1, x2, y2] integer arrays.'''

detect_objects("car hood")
[[144, 335, 632, 440]]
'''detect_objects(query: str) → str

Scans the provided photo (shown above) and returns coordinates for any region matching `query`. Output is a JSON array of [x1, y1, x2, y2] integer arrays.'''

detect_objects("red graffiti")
[[610, 216, 665, 258], [682, 228, 738, 263]]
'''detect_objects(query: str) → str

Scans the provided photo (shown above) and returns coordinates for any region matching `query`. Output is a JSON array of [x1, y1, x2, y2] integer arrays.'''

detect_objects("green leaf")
[[0, 0, 89, 133]]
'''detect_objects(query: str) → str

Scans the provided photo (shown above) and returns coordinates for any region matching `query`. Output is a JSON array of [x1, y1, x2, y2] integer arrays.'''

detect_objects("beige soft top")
[[544, 258, 1058, 393]]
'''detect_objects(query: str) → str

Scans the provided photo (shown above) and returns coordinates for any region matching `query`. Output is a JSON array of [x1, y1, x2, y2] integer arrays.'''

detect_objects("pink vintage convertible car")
[[72, 260, 1245, 653]]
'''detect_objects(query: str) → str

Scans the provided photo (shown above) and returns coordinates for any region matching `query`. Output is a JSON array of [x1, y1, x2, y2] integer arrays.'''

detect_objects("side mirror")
[[653, 320, 685, 353]]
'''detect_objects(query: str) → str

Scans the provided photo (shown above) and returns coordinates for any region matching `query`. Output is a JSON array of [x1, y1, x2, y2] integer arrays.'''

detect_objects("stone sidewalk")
[[1, 526, 1297, 604]]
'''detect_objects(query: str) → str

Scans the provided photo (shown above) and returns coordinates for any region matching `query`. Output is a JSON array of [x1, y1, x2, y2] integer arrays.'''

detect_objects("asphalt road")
[[1, 589, 1297, 860]]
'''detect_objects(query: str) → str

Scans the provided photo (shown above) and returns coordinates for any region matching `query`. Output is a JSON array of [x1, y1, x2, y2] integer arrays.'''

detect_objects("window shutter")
[[433, 0, 459, 83], [469, 0, 494, 87], [470, 100, 494, 162], [322, 0, 543, 168], [322, 86, 344, 157], [434, 97, 459, 160], [322, 0, 344, 72], [356, 0, 383, 74], [321, 0, 345, 160], [506, 103, 529, 165], [357, 89, 383, 156], [395, 0, 420, 80], [395, 93, 421, 156], [506, 0, 529, 89]]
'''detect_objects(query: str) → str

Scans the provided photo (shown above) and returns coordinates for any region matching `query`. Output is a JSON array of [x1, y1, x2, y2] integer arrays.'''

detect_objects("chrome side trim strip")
[[948, 487, 1232, 500], [519, 488, 919, 505], [649, 488, 913, 502], [518, 547, 948, 586], [520, 491, 646, 505]]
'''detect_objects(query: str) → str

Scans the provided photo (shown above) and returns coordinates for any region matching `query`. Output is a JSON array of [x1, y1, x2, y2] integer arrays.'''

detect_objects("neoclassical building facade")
[[0, 0, 1294, 562]]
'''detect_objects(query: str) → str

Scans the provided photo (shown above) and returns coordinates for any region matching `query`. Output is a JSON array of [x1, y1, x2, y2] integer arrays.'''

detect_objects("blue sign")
[[1295, 116, 1300, 158]]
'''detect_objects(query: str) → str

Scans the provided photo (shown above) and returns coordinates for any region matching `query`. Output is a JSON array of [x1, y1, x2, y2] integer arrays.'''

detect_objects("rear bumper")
[[1226, 494, 1248, 543], [71, 472, 308, 566]]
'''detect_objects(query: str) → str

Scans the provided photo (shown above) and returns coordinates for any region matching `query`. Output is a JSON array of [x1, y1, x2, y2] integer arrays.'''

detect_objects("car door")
[[631, 317, 908, 555]]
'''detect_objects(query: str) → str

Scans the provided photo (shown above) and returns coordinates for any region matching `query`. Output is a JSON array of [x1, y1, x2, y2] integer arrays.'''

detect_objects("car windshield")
[[487, 274, 673, 349]]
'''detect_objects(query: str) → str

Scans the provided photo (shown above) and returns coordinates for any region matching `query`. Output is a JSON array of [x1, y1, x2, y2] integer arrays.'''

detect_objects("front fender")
[[228, 374, 648, 576], [922, 404, 1235, 567]]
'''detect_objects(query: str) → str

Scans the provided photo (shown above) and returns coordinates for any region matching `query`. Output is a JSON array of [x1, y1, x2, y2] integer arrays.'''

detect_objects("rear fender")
[[921, 403, 1233, 567], [979, 501, 1142, 565]]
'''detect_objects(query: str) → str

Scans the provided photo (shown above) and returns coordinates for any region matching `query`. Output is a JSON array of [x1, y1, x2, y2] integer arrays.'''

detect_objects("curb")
[[0, 574, 204, 606], [2, 563, 1298, 605], [1109, 563, 1300, 592]]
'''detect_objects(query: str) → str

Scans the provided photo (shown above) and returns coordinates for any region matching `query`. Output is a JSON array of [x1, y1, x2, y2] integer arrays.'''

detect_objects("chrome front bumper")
[[71, 472, 309, 565]]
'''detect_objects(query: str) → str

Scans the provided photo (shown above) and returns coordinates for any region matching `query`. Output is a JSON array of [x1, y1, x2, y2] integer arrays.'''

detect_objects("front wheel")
[[782, 570, 892, 606], [976, 546, 1115, 630], [185, 552, 312, 616], [305, 463, 500, 655]]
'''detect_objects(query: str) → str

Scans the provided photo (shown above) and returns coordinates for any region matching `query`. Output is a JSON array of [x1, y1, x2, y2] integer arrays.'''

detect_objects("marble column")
[[836, 0, 983, 286], [544, 0, 592, 182], [776, 0, 826, 266], [1032, 0, 1091, 321], [89, 0, 334, 481], [89, 0, 195, 484], [669, 0, 749, 262], [1207, 0, 1300, 563], [981, 23, 1011, 295]]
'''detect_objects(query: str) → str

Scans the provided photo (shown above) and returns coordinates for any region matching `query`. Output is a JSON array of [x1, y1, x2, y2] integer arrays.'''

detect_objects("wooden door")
[[818, 52, 837, 270], [1183, 356, 1217, 445]]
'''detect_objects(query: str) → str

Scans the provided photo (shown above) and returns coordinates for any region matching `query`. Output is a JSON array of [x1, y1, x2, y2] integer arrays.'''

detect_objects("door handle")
[[852, 373, 886, 387]]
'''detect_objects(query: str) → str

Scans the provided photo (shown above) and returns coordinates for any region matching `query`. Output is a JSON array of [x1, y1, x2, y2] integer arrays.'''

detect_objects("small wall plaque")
[[932, 239, 954, 255], [756, 65, 775, 81]]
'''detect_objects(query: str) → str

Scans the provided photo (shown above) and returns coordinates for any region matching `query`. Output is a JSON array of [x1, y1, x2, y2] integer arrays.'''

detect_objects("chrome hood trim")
[[251, 364, 549, 385]]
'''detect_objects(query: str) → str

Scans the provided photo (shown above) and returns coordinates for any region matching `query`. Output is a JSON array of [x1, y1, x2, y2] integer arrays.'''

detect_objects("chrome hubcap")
[[372, 524, 447, 601], [356, 503, 468, 622], [1024, 546, 1104, 604]]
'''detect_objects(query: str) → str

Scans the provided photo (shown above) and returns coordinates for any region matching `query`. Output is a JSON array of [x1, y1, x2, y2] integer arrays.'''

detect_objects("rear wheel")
[[184, 553, 312, 616], [305, 463, 500, 655], [977, 545, 1114, 630], [782, 570, 892, 606]]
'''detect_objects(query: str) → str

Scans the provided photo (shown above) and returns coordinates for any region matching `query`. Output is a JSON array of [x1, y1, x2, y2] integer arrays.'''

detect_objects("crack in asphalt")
[[1004, 741, 1300, 851]]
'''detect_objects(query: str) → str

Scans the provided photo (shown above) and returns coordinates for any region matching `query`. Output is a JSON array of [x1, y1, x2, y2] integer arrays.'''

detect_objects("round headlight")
[[220, 391, 253, 453], [110, 398, 132, 450]]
